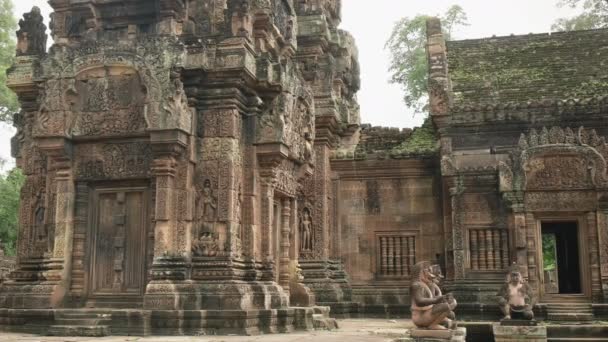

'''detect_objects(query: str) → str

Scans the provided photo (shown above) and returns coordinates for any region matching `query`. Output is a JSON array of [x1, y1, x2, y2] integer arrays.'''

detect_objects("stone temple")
[[1, 0, 608, 337]]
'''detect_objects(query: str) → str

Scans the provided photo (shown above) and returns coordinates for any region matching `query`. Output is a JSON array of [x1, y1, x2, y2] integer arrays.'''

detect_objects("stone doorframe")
[[531, 213, 591, 300], [499, 126, 608, 302]]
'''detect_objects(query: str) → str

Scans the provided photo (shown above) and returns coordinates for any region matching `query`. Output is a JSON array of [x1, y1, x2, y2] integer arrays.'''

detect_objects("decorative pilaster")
[[260, 179, 276, 272], [47, 155, 75, 307], [280, 198, 292, 296], [525, 212, 539, 289], [148, 130, 189, 281], [27, 137, 76, 308], [450, 175, 465, 280], [599, 206, 608, 302]]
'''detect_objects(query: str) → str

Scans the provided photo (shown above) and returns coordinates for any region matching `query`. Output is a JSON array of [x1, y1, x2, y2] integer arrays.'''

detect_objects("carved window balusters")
[[468, 228, 509, 271], [377, 234, 416, 278]]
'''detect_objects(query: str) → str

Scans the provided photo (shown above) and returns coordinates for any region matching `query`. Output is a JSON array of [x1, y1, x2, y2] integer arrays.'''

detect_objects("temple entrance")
[[87, 187, 149, 305], [541, 221, 582, 295]]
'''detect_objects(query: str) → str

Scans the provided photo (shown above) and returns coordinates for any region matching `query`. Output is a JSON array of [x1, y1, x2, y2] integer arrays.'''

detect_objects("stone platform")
[[393, 327, 466, 342], [0, 319, 411, 341], [493, 322, 547, 342], [0, 307, 336, 336]]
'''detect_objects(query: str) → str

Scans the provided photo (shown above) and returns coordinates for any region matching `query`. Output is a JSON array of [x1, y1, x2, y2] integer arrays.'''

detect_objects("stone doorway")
[[87, 186, 149, 306], [540, 221, 582, 295]]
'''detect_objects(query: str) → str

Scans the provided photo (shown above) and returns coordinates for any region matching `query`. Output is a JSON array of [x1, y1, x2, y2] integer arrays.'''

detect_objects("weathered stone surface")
[[493, 323, 547, 342], [3, 1, 608, 338]]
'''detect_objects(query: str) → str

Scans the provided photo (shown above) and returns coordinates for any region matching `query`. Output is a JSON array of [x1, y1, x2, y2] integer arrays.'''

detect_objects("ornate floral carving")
[[75, 143, 152, 180], [509, 127, 608, 191], [526, 156, 591, 190], [71, 70, 147, 136], [524, 191, 597, 212]]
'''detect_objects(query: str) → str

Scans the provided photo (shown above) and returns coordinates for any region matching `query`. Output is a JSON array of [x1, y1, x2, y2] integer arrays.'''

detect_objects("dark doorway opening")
[[541, 222, 581, 294]]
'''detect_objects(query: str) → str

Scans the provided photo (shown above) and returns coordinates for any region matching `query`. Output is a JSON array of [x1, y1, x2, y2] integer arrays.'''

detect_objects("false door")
[[89, 187, 148, 297]]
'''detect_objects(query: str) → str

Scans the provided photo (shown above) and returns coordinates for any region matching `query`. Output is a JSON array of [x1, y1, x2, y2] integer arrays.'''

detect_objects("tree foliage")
[[0, 166, 24, 256], [0, 0, 17, 124], [553, 0, 608, 31], [385, 5, 468, 114]]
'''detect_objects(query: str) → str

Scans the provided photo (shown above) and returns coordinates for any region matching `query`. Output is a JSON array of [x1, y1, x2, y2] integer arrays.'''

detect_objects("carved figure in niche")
[[300, 208, 313, 251], [33, 189, 50, 252], [514, 216, 526, 249], [236, 183, 243, 223], [285, 18, 294, 41], [429, 264, 457, 327], [164, 71, 189, 119], [410, 261, 456, 330], [496, 263, 536, 320], [11, 111, 25, 158], [191, 231, 219, 257], [231, 0, 252, 38], [196, 179, 217, 222], [66, 12, 87, 38], [16, 7, 47, 56]]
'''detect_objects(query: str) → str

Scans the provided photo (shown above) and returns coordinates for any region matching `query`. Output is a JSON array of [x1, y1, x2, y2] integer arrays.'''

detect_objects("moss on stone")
[[567, 79, 608, 99], [390, 118, 438, 157]]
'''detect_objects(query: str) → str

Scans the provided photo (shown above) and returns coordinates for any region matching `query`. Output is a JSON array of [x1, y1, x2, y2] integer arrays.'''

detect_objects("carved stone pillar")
[[525, 212, 539, 289], [449, 176, 465, 280], [599, 206, 608, 302], [280, 198, 292, 296], [33, 137, 75, 308], [514, 213, 529, 276], [148, 130, 189, 282], [260, 179, 276, 276], [47, 155, 75, 307]]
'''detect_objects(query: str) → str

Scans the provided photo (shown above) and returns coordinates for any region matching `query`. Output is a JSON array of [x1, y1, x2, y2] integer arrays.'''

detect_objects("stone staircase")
[[546, 302, 594, 322], [48, 310, 111, 337], [312, 306, 339, 330], [548, 325, 608, 342]]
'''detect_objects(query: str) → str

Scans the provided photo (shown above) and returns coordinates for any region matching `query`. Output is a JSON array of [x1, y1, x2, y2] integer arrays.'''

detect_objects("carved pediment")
[[504, 127, 608, 192], [70, 67, 147, 137]]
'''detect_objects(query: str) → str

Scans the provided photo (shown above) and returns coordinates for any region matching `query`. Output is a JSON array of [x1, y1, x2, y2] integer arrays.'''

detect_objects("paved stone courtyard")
[[0, 320, 412, 342]]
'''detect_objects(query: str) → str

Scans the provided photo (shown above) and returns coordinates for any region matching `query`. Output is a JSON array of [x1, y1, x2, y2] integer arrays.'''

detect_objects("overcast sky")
[[0, 0, 579, 169]]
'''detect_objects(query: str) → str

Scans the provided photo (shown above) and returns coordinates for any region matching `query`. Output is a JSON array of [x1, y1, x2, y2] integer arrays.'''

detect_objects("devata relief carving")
[[197, 179, 218, 224], [300, 207, 313, 252]]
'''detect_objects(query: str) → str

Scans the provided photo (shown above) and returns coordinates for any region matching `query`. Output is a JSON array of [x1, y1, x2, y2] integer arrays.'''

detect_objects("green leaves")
[[0, 0, 17, 124], [385, 5, 468, 114], [553, 0, 608, 31], [0, 167, 24, 256]]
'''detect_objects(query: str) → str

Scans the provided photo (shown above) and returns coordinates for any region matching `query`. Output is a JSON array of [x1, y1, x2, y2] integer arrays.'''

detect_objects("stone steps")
[[547, 324, 608, 342], [548, 338, 608, 342], [49, 311, 112, 337], [48, 325, 110, 337], [312, 306, 339, 330], [547, 303, 594, 322]]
